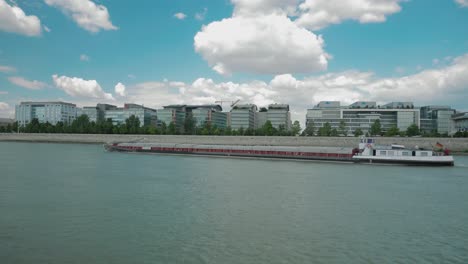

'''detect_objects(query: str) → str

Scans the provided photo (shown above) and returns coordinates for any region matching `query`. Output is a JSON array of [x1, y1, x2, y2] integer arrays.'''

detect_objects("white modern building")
[[306, 101, 420, 135], [452, 112, 468, 132], [104, 103, 157, 127], [255, 104, 291, 130], [230, 104, 257, 130], [420, 105, 456, 135], [191, 105, 227, 129], [15, 101, 78, 126]]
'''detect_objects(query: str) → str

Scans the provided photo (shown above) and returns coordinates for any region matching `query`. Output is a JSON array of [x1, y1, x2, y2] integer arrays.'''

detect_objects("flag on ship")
[[435, 142, 444, 149]]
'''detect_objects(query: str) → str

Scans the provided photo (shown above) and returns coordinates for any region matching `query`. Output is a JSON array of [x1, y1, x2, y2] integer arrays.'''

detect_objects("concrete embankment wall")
[[1, 133, 468, 152]]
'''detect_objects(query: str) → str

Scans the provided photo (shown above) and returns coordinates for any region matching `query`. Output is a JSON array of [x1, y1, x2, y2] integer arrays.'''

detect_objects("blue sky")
[[0, 0, 467, 121]]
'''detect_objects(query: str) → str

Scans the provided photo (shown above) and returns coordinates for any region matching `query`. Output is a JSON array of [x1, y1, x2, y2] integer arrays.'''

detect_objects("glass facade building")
[[306, 101, 420, 135], [419, 106, 456, 134], [192, 106, 227, 129], [255, 104, 291, 130], [15, 101, 78, 126], [230, 104, 257, 130], [452, 112, 468, 132], [104, 104, 157, 127]]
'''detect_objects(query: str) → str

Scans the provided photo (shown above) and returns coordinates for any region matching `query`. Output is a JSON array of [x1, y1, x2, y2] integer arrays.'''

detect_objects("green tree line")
[[1, 116, 464, 137]]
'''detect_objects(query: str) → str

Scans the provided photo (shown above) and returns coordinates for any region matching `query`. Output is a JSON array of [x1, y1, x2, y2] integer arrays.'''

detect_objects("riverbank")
[[1, 133, 468, 153]]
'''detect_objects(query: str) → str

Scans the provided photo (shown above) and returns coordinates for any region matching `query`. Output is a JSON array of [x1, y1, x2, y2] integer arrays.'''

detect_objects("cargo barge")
[[104, 142, 354, 162], [104, 137, 454, 166]]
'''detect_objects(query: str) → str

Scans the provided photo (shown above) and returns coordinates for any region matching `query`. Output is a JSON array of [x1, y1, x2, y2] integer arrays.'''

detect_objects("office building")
[[0, 118, 14, 127], [79, 104, 118, 123], [230, 104, 257, 130], [157, 105, 187, 132], [420, 106, 456, 134], [104, 103, 157, 127], [15, 101, 77, 126], [191, 105, 227, 129], [306, 101, 420, 135], [255, 104, 291, 130], [452, 112, 468, 132]]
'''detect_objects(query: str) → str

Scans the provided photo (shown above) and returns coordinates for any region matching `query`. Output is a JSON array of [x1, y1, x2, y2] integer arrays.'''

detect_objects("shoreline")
[[1, 133, 468, 154]]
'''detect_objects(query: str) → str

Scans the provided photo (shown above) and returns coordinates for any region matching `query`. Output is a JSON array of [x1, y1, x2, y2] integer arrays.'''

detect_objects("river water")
[[1, 142, 468, 263]]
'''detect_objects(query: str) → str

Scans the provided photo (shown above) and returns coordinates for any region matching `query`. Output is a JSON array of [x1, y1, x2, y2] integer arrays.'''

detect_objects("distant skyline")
[[1, 0, 468, 122]]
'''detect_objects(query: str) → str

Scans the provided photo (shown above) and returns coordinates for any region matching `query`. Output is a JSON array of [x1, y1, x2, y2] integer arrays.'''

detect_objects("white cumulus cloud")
[[455, 0, 468, 7], [116, 54, 468, 124], [0, 102, 13, 118], [174, 12, 186, 20], [0, 0, 42, 36], [80, 54, 90, 61], [8, 76, 47, 90], [114, 82, 126, 97], [0, 102, 9, 110], [52, 74, 114, 100], [195, 8, 208, 21], [194, 14, 328, 75], [296, 0, 403, 30], [0, 65, 16, 73], [44, 0, 117, 33], [231, 0, 299, 16]]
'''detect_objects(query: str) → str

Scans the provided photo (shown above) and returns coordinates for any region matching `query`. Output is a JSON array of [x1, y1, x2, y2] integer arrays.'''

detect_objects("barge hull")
[[105, 145, 354, 163], [352, 157, 454, 166]]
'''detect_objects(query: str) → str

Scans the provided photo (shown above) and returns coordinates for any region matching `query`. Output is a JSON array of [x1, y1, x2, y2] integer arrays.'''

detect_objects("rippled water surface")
[[1, 142, 468, 263]]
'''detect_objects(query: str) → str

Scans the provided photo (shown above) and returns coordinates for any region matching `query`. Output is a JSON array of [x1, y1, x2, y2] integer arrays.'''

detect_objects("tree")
[[184, 115, 197, 135], [262, 121, 274, 136], [278, 124, 288, 136], [370, 119, 382, 136], [338, 120, 347, 136], [354, 128, 364, 137], [71, 115, 91, 133], [25, 118, 40, 133], [238, 127, 245, 136], [385, 126, 400, 137], [160, 122, 167, 135], [224, 126, 232, 136], [55, 121, 65, 133], [125, 115, 140, 134], [303, 121, 315, 136], [330, 128, 339, 137], [406, 124, 420, 137], [291, 120, 302, 136], [167, 122, 177, 135], [318, 122, 332, 136]]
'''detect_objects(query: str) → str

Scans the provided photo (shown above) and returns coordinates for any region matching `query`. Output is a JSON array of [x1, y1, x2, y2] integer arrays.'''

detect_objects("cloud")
[[117, 53, 468, 124], [0, 0, 41, 36], [455, 0, 468, 7], [174, 12, 187, 20], [52, 74, 114, 100], [195, 8, 207, 21], [230, 0, 403, 30], [194, 14, 328, 75], [80, 54, 90, 61], [8, 76, 48, 90], [296, 0, 403, 30], [0, 91, 8, 95], [44, 0, 117, 33], [0, 102, 9, 110], [0, 65, 16, 73], [0, 102, 12, 117], [114, 82, 126, 97], [231, 0, 299, 16]]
